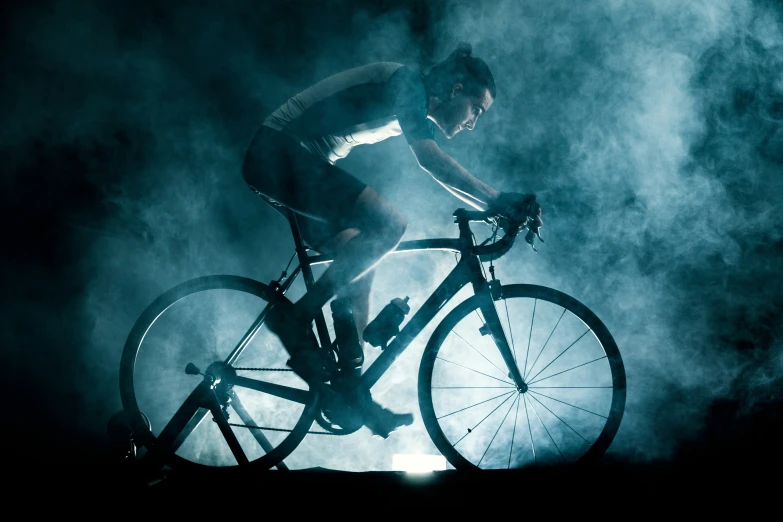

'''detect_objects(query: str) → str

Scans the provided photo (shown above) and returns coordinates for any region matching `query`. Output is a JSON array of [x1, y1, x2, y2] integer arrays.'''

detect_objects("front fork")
[[467, 256, 527, 391]]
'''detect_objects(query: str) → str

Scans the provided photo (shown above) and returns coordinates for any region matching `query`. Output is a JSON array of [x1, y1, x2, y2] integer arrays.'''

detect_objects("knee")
[[349, 189, 406, 249], [380, 209, 406, 250]]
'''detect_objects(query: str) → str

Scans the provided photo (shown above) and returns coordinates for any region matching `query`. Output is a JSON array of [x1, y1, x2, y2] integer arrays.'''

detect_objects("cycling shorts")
[[242, 126, 368, 250]]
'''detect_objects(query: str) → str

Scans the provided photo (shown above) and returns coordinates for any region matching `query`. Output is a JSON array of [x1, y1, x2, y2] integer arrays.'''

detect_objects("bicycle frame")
[[140, 210, 523, 469], [280, 209, 525, 390]]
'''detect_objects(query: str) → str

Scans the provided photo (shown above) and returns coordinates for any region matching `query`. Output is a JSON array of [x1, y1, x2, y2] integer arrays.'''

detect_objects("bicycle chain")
[[227, 422, 340, 436], [233, 367, 294, 372]]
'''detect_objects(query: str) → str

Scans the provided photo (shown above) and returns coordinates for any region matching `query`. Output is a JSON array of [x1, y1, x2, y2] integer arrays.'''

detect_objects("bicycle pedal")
[[364, 408, 414, 439], [320, 390, 363, 430]]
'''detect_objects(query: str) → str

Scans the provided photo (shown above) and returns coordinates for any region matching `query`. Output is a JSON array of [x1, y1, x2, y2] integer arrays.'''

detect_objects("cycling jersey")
[[262, 63, 435, 164]]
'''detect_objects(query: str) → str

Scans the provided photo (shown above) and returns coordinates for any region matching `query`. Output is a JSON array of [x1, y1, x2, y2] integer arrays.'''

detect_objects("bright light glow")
[[392, 454, 447, 473]]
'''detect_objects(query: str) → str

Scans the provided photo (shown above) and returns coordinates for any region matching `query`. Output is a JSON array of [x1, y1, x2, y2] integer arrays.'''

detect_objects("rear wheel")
[[120, 275, 318, 472], [419, 284, 626, 470]]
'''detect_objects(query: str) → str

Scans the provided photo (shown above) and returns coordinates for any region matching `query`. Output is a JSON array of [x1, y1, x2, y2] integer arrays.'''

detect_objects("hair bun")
[[453, 42, 473, 59]]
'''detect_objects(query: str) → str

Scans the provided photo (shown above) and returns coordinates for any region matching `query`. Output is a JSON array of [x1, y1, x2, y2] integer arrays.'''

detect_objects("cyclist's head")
[[424, 43, 496, 139]]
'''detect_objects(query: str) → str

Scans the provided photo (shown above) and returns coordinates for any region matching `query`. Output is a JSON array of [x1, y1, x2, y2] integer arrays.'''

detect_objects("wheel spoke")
[[528, 382, 612, 390], [525, 307, 565, 380], [436, 357, 515, 386], [452, 329, 507, 378], [124, 276, 320, 470], [431, 386, 516, 390], [527, 328, 591, 384], [527, 392, 591, 445], [420, 285, 625, 471], [478, 394, 519, 467], [453, 393, 516, 448], [523, 395, 536, 465], [508, 395, 521, 469], [437, 391, 515, 420], [528, 355, 608, 385], [230, 375, 311, 404], [479, 299, 525, 387], [527, 396, 566, 462], [523, 299, 537, 377], [528, 390, 608, 419], [228, 390, 289, 470]]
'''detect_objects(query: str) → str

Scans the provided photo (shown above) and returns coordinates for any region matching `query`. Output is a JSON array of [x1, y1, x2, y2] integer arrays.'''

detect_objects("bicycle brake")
[[524, 221, 544, 253]]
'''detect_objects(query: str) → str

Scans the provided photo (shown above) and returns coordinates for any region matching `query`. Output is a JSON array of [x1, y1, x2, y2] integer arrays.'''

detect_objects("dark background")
[[2, 0, 782, 483]]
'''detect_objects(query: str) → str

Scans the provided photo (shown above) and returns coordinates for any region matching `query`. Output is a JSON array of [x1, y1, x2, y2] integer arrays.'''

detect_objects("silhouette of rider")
[[242, 43, 542, 437]]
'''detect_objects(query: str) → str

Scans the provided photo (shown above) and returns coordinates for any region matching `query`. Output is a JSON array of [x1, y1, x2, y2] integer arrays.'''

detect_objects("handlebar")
[[454, 208, 543, 260]]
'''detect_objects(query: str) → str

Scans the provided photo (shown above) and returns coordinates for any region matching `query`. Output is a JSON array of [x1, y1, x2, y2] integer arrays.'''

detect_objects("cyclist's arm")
[[389, 65, 499, 210], [409, 139, 499, 211]]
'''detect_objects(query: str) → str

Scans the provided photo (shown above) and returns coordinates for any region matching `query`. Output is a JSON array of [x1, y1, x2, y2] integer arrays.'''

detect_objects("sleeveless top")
[[263, 63, 435, 164]]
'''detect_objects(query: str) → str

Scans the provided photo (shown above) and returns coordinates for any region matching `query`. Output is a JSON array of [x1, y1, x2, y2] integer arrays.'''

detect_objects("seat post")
[[286, 210, 314, 286]]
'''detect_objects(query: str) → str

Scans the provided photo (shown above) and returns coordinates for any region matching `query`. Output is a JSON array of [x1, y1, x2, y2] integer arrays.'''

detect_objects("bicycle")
[[119, 207, 626, 473]]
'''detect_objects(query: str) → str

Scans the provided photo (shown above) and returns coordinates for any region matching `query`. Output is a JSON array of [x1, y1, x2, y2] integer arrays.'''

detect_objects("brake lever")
[[524, 228, 539, 252], [483, 215, 500, 228], [487, 212, 543, 252], [524, 217, 544, 253]]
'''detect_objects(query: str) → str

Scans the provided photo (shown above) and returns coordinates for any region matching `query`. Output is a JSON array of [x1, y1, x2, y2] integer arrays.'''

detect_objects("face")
[[430, 84, 494, 139]]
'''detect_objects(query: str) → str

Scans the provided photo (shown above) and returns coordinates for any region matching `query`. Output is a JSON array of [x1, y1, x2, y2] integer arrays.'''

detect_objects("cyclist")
[[242, 43, 541, 438]]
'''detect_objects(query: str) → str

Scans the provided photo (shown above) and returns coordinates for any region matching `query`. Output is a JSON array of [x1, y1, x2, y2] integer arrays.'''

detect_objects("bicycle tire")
[[418, 284, 626, 470], [120, 275, 318, 472]]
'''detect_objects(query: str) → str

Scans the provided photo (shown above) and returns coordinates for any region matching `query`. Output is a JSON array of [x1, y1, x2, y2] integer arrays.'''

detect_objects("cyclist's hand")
[[491, 192, 544, 251], [491, 192, 543, 229]]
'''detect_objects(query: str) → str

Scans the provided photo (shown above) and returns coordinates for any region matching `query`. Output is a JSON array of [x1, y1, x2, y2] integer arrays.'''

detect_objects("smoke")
[[433, 0, 783, 463], [3, 0, 782, 470]]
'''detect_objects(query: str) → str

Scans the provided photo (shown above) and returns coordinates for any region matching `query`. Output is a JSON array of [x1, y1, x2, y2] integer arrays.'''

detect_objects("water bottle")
[[363, 296, 410, 349]]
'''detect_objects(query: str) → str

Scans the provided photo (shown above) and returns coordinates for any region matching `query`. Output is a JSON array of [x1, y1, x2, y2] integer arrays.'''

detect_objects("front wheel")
[[419, 284, 626, 470]]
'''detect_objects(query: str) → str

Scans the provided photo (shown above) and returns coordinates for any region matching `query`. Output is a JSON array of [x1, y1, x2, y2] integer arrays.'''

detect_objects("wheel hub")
[[204, 361, 235, 389], [518, 382, 528, 394]]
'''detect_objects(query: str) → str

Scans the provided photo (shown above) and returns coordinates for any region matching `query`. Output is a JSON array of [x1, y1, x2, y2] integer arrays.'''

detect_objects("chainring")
[[314, 388, 363, 435]]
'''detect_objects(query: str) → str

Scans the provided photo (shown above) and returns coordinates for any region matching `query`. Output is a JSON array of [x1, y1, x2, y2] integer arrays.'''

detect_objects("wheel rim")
[[120, 275, 318, 472], [419, 284, 626, 470]]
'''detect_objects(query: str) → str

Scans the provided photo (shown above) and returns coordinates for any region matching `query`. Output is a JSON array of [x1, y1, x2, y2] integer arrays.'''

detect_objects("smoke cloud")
[[3, 0, 781, 470]]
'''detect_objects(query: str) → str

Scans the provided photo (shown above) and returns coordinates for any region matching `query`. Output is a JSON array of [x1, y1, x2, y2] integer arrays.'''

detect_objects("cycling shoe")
[[324, 385, 413, 438], [350, 389, 414, 438], [363, 404, 414, 439]]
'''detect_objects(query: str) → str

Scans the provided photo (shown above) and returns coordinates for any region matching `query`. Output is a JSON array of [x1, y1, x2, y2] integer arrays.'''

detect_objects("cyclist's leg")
[[280, 177, 412, 437], [341, 271, 374, 340], [242, 127, 405, 343], [294, 186, 405, 326], [316, 228, 375, 338]]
